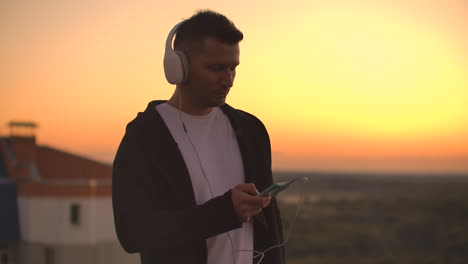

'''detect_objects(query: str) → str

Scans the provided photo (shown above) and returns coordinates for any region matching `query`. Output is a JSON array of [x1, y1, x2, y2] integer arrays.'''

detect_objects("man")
[[112, 10, 285, 264]]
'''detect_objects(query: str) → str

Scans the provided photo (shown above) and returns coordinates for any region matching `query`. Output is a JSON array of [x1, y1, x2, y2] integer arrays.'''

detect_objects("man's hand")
[[231, 183, 271, 222]]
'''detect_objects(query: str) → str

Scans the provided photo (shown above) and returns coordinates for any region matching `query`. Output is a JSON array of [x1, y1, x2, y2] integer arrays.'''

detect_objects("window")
[[45, 247, 54, 264], [0, 252, 7, 264], [0, 244, 8, 264], [70, 203, 80, 226]]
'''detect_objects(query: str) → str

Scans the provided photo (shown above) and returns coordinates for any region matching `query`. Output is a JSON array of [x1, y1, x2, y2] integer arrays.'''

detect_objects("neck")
[[167, 90, 213, 116]]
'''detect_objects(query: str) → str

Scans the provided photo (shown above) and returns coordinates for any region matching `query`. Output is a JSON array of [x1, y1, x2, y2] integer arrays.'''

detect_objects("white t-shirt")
[[156, 103, 254, 264]]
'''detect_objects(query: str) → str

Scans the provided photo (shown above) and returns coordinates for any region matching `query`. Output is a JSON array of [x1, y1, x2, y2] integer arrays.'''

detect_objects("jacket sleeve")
[[112, 126, 242, 253]]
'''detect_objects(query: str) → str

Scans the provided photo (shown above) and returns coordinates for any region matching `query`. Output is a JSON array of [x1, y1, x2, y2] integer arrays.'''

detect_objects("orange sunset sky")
[[1, 0, 467, 173]]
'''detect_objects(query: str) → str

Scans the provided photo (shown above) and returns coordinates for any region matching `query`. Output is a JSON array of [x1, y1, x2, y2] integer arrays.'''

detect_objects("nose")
[[221, 69, 235, 88]]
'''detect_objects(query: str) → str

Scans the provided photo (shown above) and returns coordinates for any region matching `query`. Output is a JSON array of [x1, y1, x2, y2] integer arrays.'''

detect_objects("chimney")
[[8, 121, 38, 139], [8, 122, 37, 158], [7, 122, 38, 180]]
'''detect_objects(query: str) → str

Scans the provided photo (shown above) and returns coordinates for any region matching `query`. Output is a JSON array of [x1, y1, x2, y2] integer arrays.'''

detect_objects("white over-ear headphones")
[[163, 21, 189, 85]]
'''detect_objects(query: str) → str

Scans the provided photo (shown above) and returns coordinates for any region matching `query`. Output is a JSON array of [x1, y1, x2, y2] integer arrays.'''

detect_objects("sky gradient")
[[1, 0, 467, 173]]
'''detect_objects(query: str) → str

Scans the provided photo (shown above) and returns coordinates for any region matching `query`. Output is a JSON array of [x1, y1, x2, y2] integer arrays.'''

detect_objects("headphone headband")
[[164, 21, 184, 54]]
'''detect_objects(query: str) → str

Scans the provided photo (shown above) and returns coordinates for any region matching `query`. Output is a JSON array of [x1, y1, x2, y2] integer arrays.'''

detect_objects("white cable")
[[233, 177, 308, 264], [177, 92, 307, 264]]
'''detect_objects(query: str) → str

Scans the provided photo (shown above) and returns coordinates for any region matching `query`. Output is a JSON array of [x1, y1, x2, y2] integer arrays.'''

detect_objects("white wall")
[[18, 197, 118, 245], [15, 241, 140, 264], [95, 199, 118, 242]]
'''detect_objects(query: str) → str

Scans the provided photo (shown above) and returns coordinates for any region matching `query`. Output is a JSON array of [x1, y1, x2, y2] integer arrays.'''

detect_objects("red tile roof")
[[0, 136, 112, 197]]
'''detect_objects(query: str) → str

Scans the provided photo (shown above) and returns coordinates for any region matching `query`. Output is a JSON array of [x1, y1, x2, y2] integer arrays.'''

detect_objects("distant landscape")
[[272, 171, 468, 264]]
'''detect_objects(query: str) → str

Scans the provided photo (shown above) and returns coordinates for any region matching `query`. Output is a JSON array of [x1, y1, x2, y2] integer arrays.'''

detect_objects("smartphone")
[[257, 178, 298, 197]]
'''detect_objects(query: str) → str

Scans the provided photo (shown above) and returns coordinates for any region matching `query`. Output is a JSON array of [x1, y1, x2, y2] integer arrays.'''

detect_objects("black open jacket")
[[112, 100, 285, 264]]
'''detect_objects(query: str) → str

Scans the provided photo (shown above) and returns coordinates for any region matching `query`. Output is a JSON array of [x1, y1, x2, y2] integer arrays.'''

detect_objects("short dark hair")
[[174, 10, 243, 51]]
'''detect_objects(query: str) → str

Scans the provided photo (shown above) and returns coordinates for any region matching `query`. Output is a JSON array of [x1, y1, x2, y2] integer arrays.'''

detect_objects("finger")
[[239, 204, 266, 219], [239, 209, 258, 220], [245, 208, 263, 218], [250, 186, 260, 196], [238, 200, 262, 213], [236, 183, 259, 195], [239, 195, 262, 208], [242, 194, 270, 208]]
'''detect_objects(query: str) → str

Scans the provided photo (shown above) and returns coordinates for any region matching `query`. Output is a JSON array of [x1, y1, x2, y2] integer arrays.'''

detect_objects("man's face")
[[183, 37, 240, 111]]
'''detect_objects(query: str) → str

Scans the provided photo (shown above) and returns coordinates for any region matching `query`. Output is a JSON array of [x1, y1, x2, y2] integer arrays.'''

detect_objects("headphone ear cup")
[[163, 50, 186, 84], [175, 50, 189, 82]]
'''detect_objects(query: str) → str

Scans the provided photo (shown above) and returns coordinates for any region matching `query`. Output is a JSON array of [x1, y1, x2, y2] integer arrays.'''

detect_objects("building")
[[0, 122, 138, 264]]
